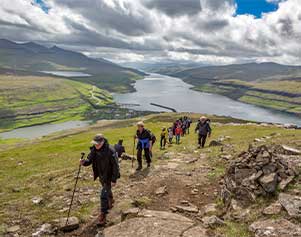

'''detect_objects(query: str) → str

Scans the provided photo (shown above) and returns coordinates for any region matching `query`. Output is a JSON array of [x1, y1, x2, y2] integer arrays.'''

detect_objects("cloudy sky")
[[0, 0, 300, 65]]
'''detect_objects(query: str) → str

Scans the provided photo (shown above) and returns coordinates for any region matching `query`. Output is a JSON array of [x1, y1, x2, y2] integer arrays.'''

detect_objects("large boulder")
[[102, 210, 195, 237], [278, 193, 301, 218], [249, 218, 301, 237]]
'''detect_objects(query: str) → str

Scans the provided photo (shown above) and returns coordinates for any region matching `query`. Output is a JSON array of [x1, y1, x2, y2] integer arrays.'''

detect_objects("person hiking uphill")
[[175, 125, 183, 144], [160, 127, 167, 149], [168, 127, 173, 144], [114, 139, 125, 158], [80, 134, 120, 226], [195, 116, 212, 148], [135, 121, 152, 171]]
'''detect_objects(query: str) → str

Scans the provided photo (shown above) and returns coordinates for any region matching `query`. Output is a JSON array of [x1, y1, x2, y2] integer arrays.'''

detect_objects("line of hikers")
[[80, 116, 211, 226]]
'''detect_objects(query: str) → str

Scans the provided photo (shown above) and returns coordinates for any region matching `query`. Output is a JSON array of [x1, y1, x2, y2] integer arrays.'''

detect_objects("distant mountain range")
[[0, 39, 145, 92], [172, 62, 301, 85]]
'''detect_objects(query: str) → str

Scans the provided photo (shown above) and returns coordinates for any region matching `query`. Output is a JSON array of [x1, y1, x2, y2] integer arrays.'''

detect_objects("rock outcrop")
[[221, 145, 300, 206], [100, 210, 209, 237]]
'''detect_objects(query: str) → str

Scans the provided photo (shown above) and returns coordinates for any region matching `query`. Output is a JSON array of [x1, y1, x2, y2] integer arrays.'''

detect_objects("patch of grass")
[[216, 221, 252, 237]]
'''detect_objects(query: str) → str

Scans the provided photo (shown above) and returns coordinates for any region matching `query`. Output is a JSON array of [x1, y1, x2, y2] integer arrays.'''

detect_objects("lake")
[[114, 74, 301, 126], [0, 121, 91, 139], [42, 71, 91, 77]]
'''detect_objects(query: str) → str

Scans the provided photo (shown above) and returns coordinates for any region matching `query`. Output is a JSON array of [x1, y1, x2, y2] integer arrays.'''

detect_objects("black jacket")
[[195, 120, 212, 136], [136, 128, 152, 140], [83, 140, 119, 183]]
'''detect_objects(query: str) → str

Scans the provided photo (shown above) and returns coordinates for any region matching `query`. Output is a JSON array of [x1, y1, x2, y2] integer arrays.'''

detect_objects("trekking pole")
[[65, 152, 85, 226], [132, 137, 136, 168]]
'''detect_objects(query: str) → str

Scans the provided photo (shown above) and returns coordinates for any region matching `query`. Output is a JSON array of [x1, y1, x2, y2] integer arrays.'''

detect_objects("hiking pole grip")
[[65, 152, 85, 226]]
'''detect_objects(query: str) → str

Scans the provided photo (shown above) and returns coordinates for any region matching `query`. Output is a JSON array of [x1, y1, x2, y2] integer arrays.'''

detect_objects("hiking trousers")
[[100, 182, 113, 214], [137, 147, 151, 165], [198, 134, 207, 148], [160, 136, 166, 148], [176, 135, 180, 144]]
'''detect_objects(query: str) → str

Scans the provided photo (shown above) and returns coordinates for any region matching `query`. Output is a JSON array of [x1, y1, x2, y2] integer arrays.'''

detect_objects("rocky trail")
[[2, 118, 301, 237]]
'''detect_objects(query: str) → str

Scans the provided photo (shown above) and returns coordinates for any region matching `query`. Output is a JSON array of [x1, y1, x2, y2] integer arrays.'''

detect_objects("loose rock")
[[54, 216, 79, 232], [202, 215, 225, 228], [249, 218, 301, 237], [262, 202, 282, 215], [278, 193, 301, 218]]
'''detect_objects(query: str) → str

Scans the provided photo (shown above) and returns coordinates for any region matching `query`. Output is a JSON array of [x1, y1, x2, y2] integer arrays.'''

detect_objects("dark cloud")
[[143, 0, 201, 16], [53, 0, 155, 36]]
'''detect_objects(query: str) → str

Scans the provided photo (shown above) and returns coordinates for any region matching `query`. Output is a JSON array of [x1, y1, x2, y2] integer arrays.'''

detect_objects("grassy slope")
[[0, 113, 301, 236], [0, 74, 113, 132], [194, 79, 301, 116]]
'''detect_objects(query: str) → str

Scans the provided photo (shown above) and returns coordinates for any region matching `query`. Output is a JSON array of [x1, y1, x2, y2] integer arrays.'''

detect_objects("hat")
[[91, 134, 104, 145], [200, 116, 207, 121], [137, 121, 144, 127]]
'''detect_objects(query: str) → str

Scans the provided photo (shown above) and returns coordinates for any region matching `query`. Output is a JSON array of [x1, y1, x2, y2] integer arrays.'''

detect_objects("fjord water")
[[42, 71, 91, 77], [114, 74, 301, 126], [0, 121, 90, 139]]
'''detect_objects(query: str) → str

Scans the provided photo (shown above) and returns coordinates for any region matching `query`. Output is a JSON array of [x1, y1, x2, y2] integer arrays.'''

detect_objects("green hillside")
[[0, 39, 145, 93], [171, 63, 301, 116], [0, 74, 113, 132], [0, 113, 300, 236]]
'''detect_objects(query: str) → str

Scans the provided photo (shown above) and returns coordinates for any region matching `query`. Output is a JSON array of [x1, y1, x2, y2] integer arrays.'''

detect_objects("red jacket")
[[175, 127, 183, 135]]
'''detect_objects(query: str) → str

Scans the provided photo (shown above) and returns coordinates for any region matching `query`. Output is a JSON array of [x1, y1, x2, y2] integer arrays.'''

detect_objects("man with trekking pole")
[[80, 134, 120, 226]]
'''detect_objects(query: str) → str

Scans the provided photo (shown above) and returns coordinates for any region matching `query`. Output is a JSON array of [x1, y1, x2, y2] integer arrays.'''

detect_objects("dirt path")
[[63, 148, 220, 237]]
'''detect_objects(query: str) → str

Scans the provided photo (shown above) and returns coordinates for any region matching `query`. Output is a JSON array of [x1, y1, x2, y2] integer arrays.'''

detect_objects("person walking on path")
[[135, 121, 152, 171], [80, 134, 120, 226], [160, 127, 167, 149], [195, 116, 212, 148], [114, 139, 125, 158], [168, 127, 173, 144], [175, 125, 183, 144]]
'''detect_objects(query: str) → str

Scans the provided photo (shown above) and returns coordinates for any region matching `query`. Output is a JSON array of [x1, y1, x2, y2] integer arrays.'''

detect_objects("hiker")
[[114, 139, 125, 158], [135, 121, 152, 170], [168, 127, 173, 144], [80, 134, 120, 226], [160, 127, 167, 149], [175, 125, 183, 144], [195, 116, 212, 148]]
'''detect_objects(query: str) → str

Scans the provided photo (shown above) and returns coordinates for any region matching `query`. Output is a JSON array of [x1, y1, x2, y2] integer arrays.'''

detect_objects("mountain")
[[171, 62, 301, 116], [0, 39, 145, 92], [121, 61, 204, 74], [173, 62, 301, 84]]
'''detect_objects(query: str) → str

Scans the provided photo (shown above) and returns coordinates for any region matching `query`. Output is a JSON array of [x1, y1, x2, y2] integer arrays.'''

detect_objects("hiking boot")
[[136, 164, 142, 171], [98, 213, 107, 226], [108, 197, 115, 209], [147, 163, 151, 168]]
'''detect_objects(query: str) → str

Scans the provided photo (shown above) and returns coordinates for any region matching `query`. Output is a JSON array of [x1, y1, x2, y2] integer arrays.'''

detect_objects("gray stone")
[[259, 173, 278, 193], [155, 186, 167, 196], [279, 176, 294, 191], [249, 218, 301, 237], [32, 223, 55, 237], [209, 140, 223, 147], [202, 203, 217, 215], [281, 145, 301, 155], [202, 215, 225, 228], [279, 193, 301, 218], [182, 225, 209, 237], [32, 196, 44, 205], [175, 204, 199, 213], [262, 202, 282, 215], [121, 208, 140, 221], [6, 225, 20, 233], [55, 216, 79, 232], [103, 210, 194, 237]]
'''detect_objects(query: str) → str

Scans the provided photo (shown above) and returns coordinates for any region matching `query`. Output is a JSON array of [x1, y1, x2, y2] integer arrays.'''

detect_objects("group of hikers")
[[80, 116, 212, 226]]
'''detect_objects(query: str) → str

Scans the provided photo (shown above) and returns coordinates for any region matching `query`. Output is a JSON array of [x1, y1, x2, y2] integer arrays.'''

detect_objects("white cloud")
[[0, 0, 300, 65]]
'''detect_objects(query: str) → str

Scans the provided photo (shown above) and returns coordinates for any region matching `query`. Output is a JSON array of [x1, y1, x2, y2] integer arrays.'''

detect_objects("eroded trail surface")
[[69, 150, 218, 237]]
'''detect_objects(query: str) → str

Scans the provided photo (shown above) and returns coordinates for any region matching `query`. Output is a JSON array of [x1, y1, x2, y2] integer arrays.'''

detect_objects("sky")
[[0, 0, 300, 65]]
